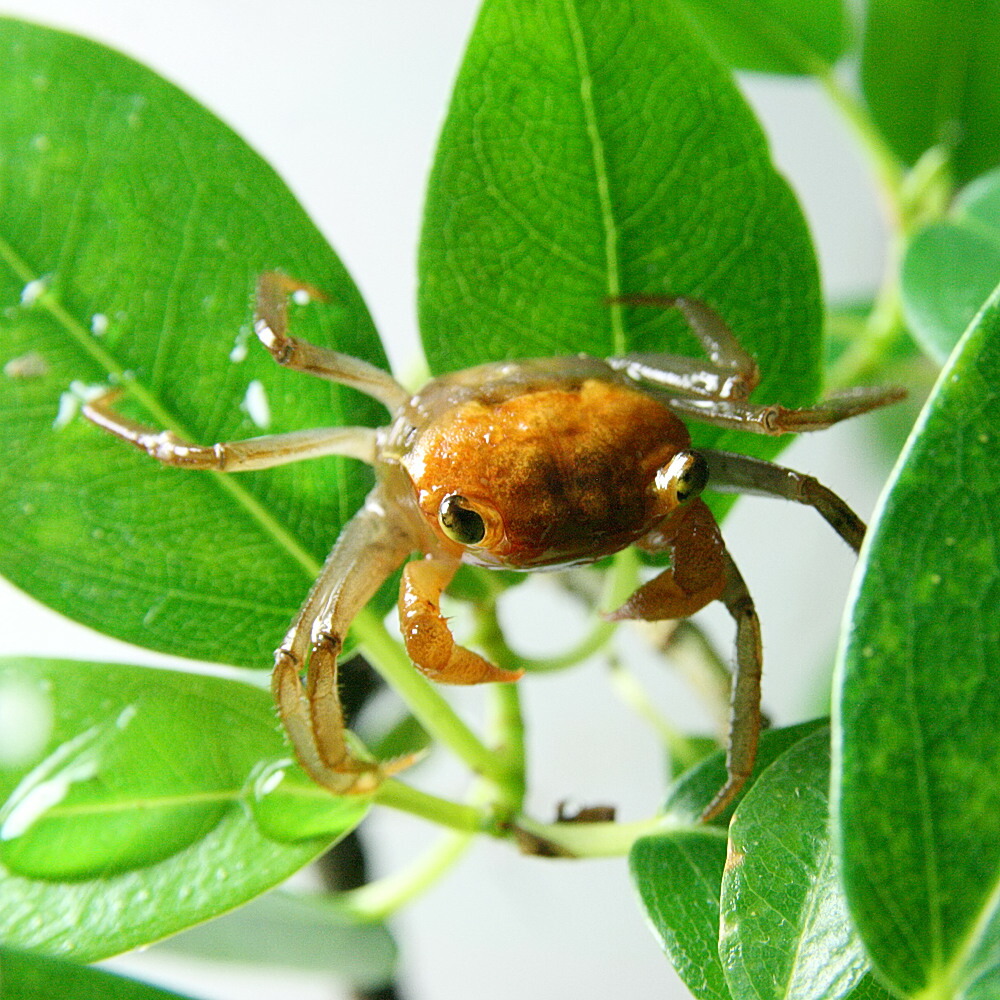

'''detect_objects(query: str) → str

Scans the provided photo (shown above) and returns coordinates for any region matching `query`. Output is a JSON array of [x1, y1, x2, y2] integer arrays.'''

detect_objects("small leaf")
[[901, 167, 1000, 361], [678, 0, 849, 75], [663, 719, 829, 825], [630, 828, 731, 1000], [836, 284, 1000, 997], [861, 0, 1000, 185], [0, 18, 390, 668], [719, 728, 871, 1000], [0, 658, 368, 961], [158, 889, 396, 988], [419, 0, 822, 461], [0, 946, 194, 1000]]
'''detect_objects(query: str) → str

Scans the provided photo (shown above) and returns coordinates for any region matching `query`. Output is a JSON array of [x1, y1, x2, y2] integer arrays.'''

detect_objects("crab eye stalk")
[[438, 494, 487, 545], [656, 451, 709, 506]]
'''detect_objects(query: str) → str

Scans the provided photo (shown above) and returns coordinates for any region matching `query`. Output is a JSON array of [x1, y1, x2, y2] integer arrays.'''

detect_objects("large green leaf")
[[0, 18, 389, 669], [836, 284, 1000, 997], [418, 0, 822, 460], [0, 947, 193, 1000], [861, 0, 1000, 185], [678, 0, 849, 75], [901, 167, 1000, 362], [0, 658, 368, 961], [630, 828, 731, 1000], [719, 728, 872, 1000]]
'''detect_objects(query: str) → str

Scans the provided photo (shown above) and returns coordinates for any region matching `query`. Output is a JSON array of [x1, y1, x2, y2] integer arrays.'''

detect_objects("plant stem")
[[336, 830, 473, 922], [374, 779, 493, 834], [355, 608, 505, 785], [514, 813, 706, 858]]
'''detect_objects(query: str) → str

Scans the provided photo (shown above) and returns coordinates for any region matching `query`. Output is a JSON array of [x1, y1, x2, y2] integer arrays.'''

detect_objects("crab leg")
[[702, 449, 867, 552], [606, 295, 759, 400], [701, 552, 763, 822], [254, 272, 410, 411], [273, 484, 417, 793], [83, 389, 378, 470], [399, 556, 524, 685], [660, 385, 905, 435], [606, 500, 765, 820]]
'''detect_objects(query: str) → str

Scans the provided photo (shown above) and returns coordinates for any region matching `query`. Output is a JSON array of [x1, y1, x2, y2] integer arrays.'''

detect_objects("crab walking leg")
[[662, 384, 906, 436], [83, 389, 378, 470], [606, 295, 760, 400], [700, 552, 763, 822], [399, 556, 524, 685], [273, 486, 416, 793], [702, 449, 868, 552], [254, 272, 410, 411]]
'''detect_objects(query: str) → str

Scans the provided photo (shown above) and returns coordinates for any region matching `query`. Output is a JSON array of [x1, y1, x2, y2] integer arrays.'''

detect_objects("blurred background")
[[0, 3, 894, 999]]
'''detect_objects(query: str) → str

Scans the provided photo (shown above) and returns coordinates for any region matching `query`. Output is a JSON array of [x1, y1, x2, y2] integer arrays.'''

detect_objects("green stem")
[[815, 68, 906, 228], [514, 813, 706, 858], [374, 779, 493, 834], [487, 683, 527, 813], [355, 608, 506, 785], [336, 830, 473, 922], [606, 658, 715, 772]]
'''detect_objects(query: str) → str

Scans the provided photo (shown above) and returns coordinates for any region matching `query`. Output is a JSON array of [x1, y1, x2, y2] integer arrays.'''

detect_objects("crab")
[[83, 272, 902, 820]]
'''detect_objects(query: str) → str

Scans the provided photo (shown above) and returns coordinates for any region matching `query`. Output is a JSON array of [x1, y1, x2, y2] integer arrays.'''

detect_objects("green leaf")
[[630, 828, 731, 1000], [678, 0, 849, 75], [901, 167, 1000, 362], [861, 0, 1000, 185], [836, 284, 1000, 997], [0, 18, 389, 668], [159, 888, 395, 988], [0, 946, 194, 1000], [419, 0, 822, 460], [663, 718, 829, 825], [719, 728, 872, 1000], [0, 658, 368, 961]]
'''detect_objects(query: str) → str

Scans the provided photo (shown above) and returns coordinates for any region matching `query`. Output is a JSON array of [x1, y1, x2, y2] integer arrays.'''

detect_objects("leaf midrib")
[[0, 230, 324, 583]]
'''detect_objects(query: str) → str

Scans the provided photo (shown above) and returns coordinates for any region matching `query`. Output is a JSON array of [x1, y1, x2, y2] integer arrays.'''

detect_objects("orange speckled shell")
[[400, 378, 690, 569]]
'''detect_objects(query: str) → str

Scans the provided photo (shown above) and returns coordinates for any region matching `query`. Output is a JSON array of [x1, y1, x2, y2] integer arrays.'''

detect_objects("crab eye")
[[438, 494, 487, 545], [657, 451, 709, 505]]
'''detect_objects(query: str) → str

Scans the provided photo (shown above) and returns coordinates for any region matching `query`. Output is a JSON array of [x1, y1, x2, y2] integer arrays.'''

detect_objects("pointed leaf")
[[861, 0, 1000, 185], [836, 284, 1000, 997], [720, 728, 871, 1000], [419, 0, 822, 460], [630, 828, 731, 1000], [0, 18, 389, 668], [0, 658, 367, 961], [901, 167, 1000, 361], [678, 0, 849, 75]]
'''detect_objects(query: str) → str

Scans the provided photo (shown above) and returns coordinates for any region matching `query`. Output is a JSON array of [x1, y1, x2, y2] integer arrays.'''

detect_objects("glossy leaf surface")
[[419, 0, 822, 460], [861, 0, 1000, 185], [0, 947, 193, 1000], [0, 18, 388, 669], [630, 828, 730, 1000], [0, 658, 367, 961], [837, 285, 1000, 997], [901, 168, 1000, 362], [719, 728, 871, 1000], [678, 0, 848, 75]]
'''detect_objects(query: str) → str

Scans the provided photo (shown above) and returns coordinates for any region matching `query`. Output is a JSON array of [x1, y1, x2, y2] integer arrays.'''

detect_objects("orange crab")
[[84, 273, 901, 819]]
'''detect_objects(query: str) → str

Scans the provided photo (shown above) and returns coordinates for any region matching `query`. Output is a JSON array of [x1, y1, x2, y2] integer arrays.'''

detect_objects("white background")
[[0, 3, 892, 999]]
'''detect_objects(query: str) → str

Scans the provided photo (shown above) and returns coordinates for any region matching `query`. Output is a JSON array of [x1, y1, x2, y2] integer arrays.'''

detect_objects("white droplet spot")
[[20, 276, 50, 305], [242, 379, 271, 429], [90, 313, 109, 336]]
